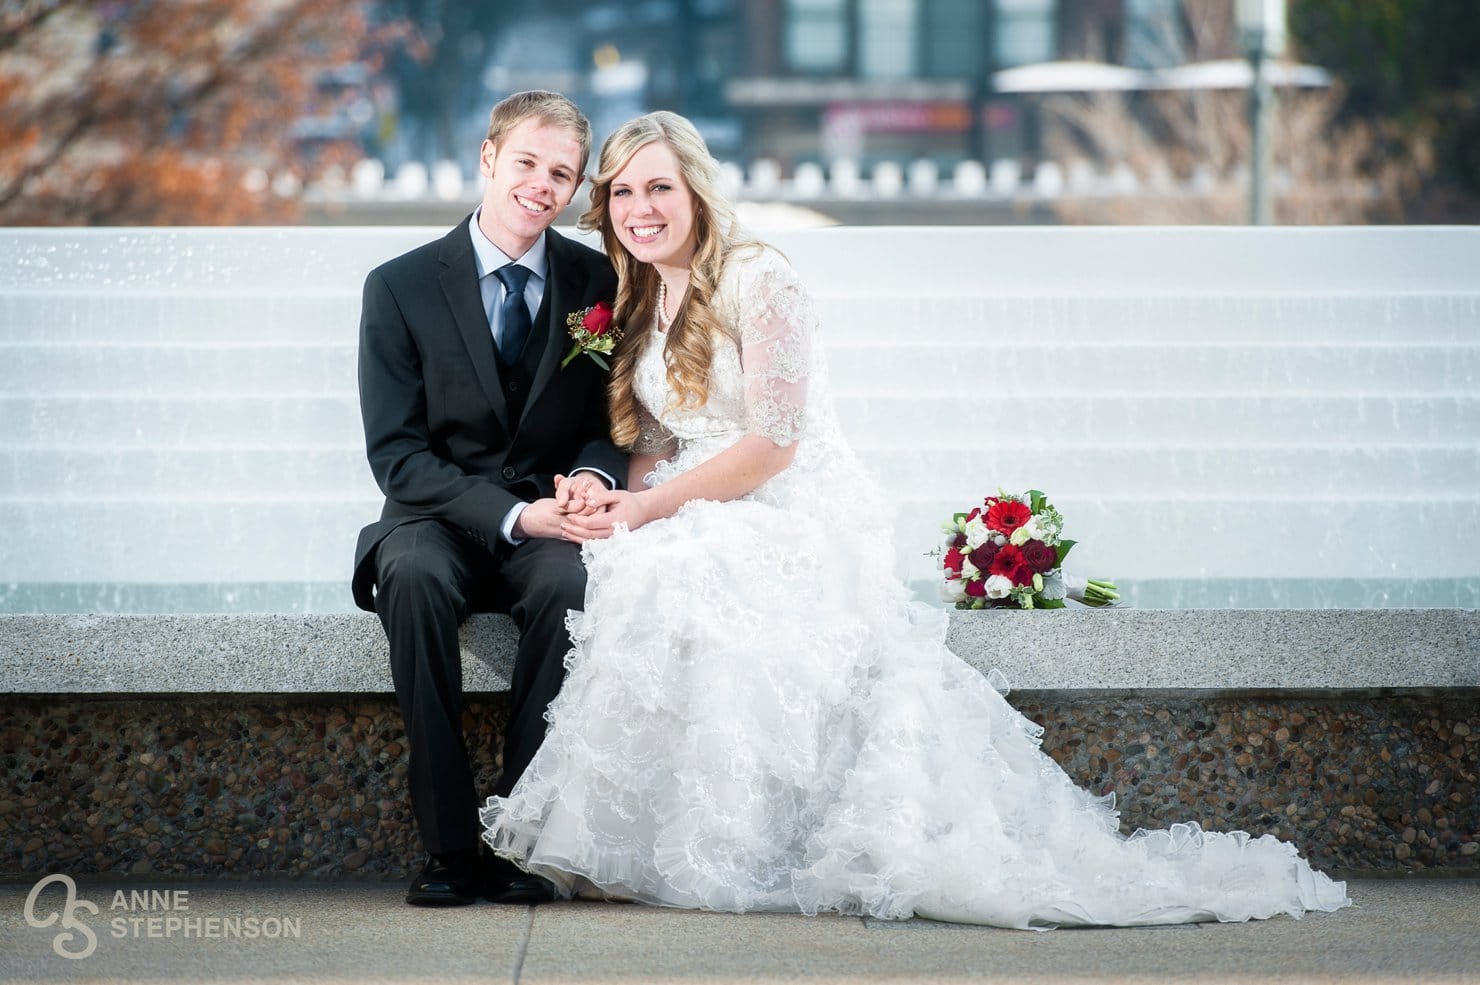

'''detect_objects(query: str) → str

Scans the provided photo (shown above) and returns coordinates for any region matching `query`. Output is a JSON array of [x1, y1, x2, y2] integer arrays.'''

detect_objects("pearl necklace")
[[657, 279, 679, 328]]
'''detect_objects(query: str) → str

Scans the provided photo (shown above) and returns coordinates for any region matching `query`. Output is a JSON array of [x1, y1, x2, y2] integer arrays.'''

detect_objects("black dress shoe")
[[483, 850, 559, 905], [406, 848, 481, 907], [492, 873, 559, 904]]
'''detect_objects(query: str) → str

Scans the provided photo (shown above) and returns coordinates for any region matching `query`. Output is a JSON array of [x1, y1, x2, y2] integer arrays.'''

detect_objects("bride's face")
[[608, 141, 697, 273]]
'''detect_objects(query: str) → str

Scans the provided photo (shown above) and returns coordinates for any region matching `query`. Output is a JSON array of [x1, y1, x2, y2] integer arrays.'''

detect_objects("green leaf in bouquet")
[[1055, 539, 1077, 564], [953, 513, 969, 524], [1040, 598, 1066, 609], [1028, 489, 1046, 513]]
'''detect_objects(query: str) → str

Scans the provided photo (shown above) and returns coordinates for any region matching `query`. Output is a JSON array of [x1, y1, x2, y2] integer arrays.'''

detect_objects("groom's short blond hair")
[[486, 91, 594, 174]]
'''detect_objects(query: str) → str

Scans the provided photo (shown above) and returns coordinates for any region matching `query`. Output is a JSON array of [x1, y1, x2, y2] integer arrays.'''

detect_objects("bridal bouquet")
[[939, 490, 1118, 609]]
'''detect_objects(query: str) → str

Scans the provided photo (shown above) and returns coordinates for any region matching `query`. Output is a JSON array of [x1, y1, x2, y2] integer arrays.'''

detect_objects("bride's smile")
[[608, 141, 697, 276]]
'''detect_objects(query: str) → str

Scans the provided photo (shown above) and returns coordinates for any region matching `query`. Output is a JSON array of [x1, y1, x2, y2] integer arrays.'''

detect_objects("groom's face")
[[478, 117, 584, 259]]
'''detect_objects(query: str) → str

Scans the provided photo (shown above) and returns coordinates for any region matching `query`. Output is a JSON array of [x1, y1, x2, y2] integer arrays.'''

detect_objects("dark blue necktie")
[[494, 264, 532, 364]]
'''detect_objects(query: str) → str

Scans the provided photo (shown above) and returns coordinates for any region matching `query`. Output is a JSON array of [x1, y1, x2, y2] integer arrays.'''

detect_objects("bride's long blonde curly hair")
[[578, 111, 763, 449]]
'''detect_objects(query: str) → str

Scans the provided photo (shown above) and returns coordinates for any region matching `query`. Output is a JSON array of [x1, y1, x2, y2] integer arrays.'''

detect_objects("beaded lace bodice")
[[631, 246, 855, 506]]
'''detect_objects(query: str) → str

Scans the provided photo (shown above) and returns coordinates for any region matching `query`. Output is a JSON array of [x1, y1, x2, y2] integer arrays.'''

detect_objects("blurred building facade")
[[374, 0, 1215, 172], [318, 1, 1389, 227], [729, 0, 1230, 168]]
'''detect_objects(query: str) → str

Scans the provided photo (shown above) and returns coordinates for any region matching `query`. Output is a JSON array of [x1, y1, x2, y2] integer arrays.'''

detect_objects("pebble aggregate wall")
[[3, 691, 1474, 881]]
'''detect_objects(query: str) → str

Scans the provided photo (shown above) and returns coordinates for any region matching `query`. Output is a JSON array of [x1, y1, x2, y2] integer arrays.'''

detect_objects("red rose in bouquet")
[[1022, 539, 1058, 573], [967, 541, 998, 572]]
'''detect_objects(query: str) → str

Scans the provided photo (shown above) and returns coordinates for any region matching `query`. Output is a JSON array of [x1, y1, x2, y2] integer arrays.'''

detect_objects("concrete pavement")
[[2, 878, 1476, 984]]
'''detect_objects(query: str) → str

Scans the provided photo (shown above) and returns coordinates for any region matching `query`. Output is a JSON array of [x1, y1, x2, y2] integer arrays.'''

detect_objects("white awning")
[[992, 61, 1146, 93], [992, 58, 1334, 94], [1146, 59, 1333, 90]]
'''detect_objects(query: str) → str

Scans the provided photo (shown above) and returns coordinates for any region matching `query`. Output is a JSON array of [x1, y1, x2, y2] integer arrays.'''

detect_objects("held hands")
[[510, 474, 651, 543], [512, 472, 637, 544], [513, 473, 614, 541], [553, 473, 605, 516], [560, 488, 650, 543]]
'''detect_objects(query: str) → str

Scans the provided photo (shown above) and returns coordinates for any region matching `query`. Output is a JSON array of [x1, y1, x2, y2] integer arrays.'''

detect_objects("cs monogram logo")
[[23, 873, 99, 960]]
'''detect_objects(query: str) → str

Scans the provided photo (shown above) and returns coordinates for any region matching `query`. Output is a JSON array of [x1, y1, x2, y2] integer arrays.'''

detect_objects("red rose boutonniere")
[[561, 301, 620, 369]]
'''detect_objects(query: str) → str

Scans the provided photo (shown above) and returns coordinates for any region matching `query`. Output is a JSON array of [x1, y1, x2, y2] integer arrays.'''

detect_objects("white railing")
[[303, 156, 1244, 206]]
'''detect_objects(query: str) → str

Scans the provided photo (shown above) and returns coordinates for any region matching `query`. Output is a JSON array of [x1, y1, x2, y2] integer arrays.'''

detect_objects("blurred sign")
[[821, 102, 971, 134]]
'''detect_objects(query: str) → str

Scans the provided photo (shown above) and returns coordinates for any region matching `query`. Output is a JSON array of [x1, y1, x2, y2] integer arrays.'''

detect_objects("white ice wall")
[[2, 227, 1477, 611]]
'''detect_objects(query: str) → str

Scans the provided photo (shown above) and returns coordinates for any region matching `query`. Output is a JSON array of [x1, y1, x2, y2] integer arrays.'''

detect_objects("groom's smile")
[[515, 194, 550, 215]]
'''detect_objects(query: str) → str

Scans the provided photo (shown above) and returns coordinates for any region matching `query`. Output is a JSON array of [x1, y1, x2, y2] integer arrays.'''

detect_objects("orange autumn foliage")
[[0, 0, 382, 225]]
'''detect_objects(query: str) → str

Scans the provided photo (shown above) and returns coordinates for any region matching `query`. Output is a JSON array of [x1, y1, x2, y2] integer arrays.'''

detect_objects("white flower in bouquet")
[[1009, 517, 1043, 547], [961, 558, 981, 581], [963, 517, 991, 550], [940, 578, 967, 604], [985, 574, 1015, 599], [940, 518, 963, 551]]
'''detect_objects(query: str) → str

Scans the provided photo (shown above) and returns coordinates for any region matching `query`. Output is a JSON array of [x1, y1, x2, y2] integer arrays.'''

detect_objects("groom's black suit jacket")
[[351, 218, 622, 611]]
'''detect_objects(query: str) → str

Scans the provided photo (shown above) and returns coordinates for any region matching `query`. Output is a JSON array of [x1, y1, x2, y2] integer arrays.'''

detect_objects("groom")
[[352, 90, 622, 906]]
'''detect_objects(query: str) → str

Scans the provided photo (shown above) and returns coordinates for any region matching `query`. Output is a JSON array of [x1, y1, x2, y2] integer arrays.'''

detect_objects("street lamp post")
[[1237, 0, 1286, 225]]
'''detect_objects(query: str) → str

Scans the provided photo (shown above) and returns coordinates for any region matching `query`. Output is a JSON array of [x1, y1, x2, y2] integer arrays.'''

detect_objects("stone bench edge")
[[2, 609, 1475, 693]]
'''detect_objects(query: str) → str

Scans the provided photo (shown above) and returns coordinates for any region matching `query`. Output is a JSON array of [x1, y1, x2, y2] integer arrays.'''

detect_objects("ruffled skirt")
[[480, 497, 1350, 929]]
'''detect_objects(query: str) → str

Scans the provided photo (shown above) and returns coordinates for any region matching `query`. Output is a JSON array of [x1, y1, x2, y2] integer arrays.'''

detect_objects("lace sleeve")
[[737, 253, 812, 448], [633, 398, 677, 456]]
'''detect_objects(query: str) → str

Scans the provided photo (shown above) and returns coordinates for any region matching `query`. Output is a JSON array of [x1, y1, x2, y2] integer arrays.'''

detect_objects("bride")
[[479, 111, 1351, 929]]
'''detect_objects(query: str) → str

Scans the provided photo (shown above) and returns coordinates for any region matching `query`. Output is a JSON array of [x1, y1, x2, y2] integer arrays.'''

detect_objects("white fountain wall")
[[2, 226, 1477, 611]]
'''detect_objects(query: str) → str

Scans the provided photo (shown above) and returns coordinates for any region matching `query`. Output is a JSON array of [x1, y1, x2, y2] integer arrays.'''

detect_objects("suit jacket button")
[[502, 466, 517, 480], [507, 380, 520, 392]]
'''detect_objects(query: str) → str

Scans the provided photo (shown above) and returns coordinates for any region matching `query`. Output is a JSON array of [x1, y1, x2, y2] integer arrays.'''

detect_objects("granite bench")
[[3, 609, 1475, 881]]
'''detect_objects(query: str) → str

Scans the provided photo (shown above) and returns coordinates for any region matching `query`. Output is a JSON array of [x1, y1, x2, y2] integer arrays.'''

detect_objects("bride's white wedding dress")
[[480, 246, 1350, 928]]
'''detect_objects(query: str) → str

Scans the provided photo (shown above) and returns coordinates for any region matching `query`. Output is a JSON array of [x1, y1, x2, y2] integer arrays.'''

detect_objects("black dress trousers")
[[374, 518, 587, 856]]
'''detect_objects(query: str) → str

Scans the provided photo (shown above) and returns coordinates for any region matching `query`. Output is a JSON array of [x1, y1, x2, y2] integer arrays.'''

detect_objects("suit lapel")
[[526, 229, 590, 413], [437, 219, 512, 436]]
